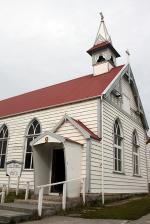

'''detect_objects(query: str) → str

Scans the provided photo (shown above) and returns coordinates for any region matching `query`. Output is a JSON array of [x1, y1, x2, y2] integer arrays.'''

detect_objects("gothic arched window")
[[24, 119, 41, 169], [0, 125, 8, 169], [113, 119, 123, 172], [133, 130, 140, 175]]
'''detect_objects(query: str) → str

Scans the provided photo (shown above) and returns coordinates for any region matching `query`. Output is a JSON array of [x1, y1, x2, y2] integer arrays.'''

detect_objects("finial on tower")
[[100, 12, 104, 22], [87, 13, 120, 76], [94, 12, 111, 46]]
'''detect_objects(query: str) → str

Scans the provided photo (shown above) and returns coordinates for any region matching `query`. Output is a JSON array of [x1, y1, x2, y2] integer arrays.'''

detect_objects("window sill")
[[133, 174, 142, 178], [113, 171, 125, 175]]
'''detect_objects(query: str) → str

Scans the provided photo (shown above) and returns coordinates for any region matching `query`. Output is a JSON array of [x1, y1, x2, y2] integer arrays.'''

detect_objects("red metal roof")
[[0, 65, 124, 118], [87, 41, 120, 57], [73, 119, 100, 140]]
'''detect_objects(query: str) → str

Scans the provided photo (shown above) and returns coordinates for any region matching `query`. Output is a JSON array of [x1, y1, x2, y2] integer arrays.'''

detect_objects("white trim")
[[102, 64, 128, 95], [132, 130, 140, 176], [52, 114, 91, 139], [113, 119, 124, 173], [23, 119, 41, 170], [0, 124, 9, 170]]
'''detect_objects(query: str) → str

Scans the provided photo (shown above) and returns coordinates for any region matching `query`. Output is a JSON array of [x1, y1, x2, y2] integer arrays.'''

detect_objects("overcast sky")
[[0, 0, 150, 127]]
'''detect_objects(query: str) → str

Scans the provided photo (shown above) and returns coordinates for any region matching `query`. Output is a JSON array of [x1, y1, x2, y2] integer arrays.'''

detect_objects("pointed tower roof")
[[94, 12, 111, 45], [87, 13, 120, 58]]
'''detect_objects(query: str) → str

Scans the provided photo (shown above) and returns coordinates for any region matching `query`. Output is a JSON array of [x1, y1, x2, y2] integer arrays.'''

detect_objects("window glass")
[[0, 125, 8, 169], [133, 131, 139, 175], [24, 120, 41, 169], [114, 120, 123, 172]]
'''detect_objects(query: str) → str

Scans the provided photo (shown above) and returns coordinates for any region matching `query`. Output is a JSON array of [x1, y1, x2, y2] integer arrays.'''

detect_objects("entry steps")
[[0, 195, 62, 223]]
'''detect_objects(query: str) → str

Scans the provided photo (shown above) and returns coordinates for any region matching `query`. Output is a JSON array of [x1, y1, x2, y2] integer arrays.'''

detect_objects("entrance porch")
[[31, 132, 83, 198]]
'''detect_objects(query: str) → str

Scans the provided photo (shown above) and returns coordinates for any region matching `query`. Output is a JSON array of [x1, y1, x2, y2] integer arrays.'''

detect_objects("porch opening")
[[51, 149, 65, 193]]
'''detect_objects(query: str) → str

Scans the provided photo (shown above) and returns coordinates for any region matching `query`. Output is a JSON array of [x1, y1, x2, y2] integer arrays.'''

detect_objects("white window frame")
[[133, 131, 140, 176], [24, 119, 41, 170], [113, 119, 124, 173], [0, 125, 8, 170]]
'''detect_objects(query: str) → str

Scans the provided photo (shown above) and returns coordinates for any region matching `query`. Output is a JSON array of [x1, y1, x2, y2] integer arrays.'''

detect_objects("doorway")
[[51, 149, 65, 193]]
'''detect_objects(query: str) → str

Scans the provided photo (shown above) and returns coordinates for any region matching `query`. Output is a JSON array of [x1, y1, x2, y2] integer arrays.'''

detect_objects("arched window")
[[24, 119, 41, 169], [133, 130, 140, 175], [113, 119, 123, 172], [0, 125, 8, 169]]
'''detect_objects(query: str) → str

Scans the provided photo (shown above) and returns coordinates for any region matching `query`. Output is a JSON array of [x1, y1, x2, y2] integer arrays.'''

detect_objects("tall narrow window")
[[114, 119, 123, 172], [133, 131, 140, 175], [24, 119, 41, 169], [0, 125, 8, 169]]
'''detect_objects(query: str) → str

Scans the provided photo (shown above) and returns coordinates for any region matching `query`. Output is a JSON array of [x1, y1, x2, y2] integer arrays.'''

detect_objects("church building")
[[0, 14, 149, 202]]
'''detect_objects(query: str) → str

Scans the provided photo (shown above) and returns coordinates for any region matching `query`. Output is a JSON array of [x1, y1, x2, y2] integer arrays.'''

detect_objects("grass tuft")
[[80, 196, 150, 220], [59, 195, 150, 220], [5, 191, 30, 203]]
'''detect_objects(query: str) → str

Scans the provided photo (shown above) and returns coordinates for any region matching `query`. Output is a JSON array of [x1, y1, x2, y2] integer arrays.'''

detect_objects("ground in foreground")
[[61, 195, 150, 220]]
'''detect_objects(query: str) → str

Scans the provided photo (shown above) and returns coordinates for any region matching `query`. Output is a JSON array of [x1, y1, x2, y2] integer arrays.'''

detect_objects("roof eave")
[[87, 43, 120, 57], [0, 95, 101, 120]]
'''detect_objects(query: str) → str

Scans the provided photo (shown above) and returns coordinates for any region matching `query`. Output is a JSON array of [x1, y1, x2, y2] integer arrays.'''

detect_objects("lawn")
[[65, 196, 150, 220]]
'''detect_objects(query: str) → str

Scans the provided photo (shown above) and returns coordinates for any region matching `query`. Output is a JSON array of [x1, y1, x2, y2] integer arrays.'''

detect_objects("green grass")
[[5, 191, 28, 203], [62, 196, 150, 220]]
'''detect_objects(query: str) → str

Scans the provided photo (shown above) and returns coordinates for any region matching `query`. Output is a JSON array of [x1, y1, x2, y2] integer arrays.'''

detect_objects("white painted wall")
[[110, 76, 142, 125], [122, 77, 138, 112], [90, 139, 101, 193], [0, 99, 98, 190], [64, 141, 82, 198], [33, 143, 53, 194], [103, 100, 148, 194], [55, 120, 87, 179], [93, 62, 113, 76], [146, 143, 150, 183]]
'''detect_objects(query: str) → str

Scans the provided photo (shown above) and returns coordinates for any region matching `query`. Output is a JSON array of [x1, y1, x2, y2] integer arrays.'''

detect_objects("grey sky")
[[0, 0, 150, 127]]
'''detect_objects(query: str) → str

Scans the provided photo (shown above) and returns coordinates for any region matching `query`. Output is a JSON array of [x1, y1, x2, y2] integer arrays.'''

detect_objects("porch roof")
[[30, 131, 83, 147]]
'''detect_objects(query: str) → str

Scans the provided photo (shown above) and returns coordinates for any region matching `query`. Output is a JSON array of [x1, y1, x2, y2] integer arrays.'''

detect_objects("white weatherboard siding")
[[90, 139, 101, 193], [103, 100, 148, 193], [146, 143, 150, 183], [0, 99, 98, 189], [122, 77, 138, 112], [55, 120, 86, 177], [56, 119, 103, 194], [64, 141, 82, 198], [56, 120, 85, 144]]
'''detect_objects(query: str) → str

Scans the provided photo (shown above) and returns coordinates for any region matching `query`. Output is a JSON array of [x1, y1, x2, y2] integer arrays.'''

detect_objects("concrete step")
[[15, 199, 62, 209], [43, 195, 62, 202], [32, 194, 62, 202], [0, 209, 32, 224], [0, 196, 63, 223], [0, 202, 58, 218]]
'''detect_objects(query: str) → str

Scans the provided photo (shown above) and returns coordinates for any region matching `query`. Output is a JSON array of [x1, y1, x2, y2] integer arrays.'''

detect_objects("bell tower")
[[87, 13, 120, 76]]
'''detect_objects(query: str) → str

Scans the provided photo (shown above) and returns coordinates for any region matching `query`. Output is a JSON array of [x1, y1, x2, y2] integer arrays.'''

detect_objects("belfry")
[[87, 13, 120, 75]]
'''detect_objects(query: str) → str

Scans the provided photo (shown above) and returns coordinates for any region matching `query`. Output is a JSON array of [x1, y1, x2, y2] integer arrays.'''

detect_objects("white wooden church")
[[0, 14, 150, 203]]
